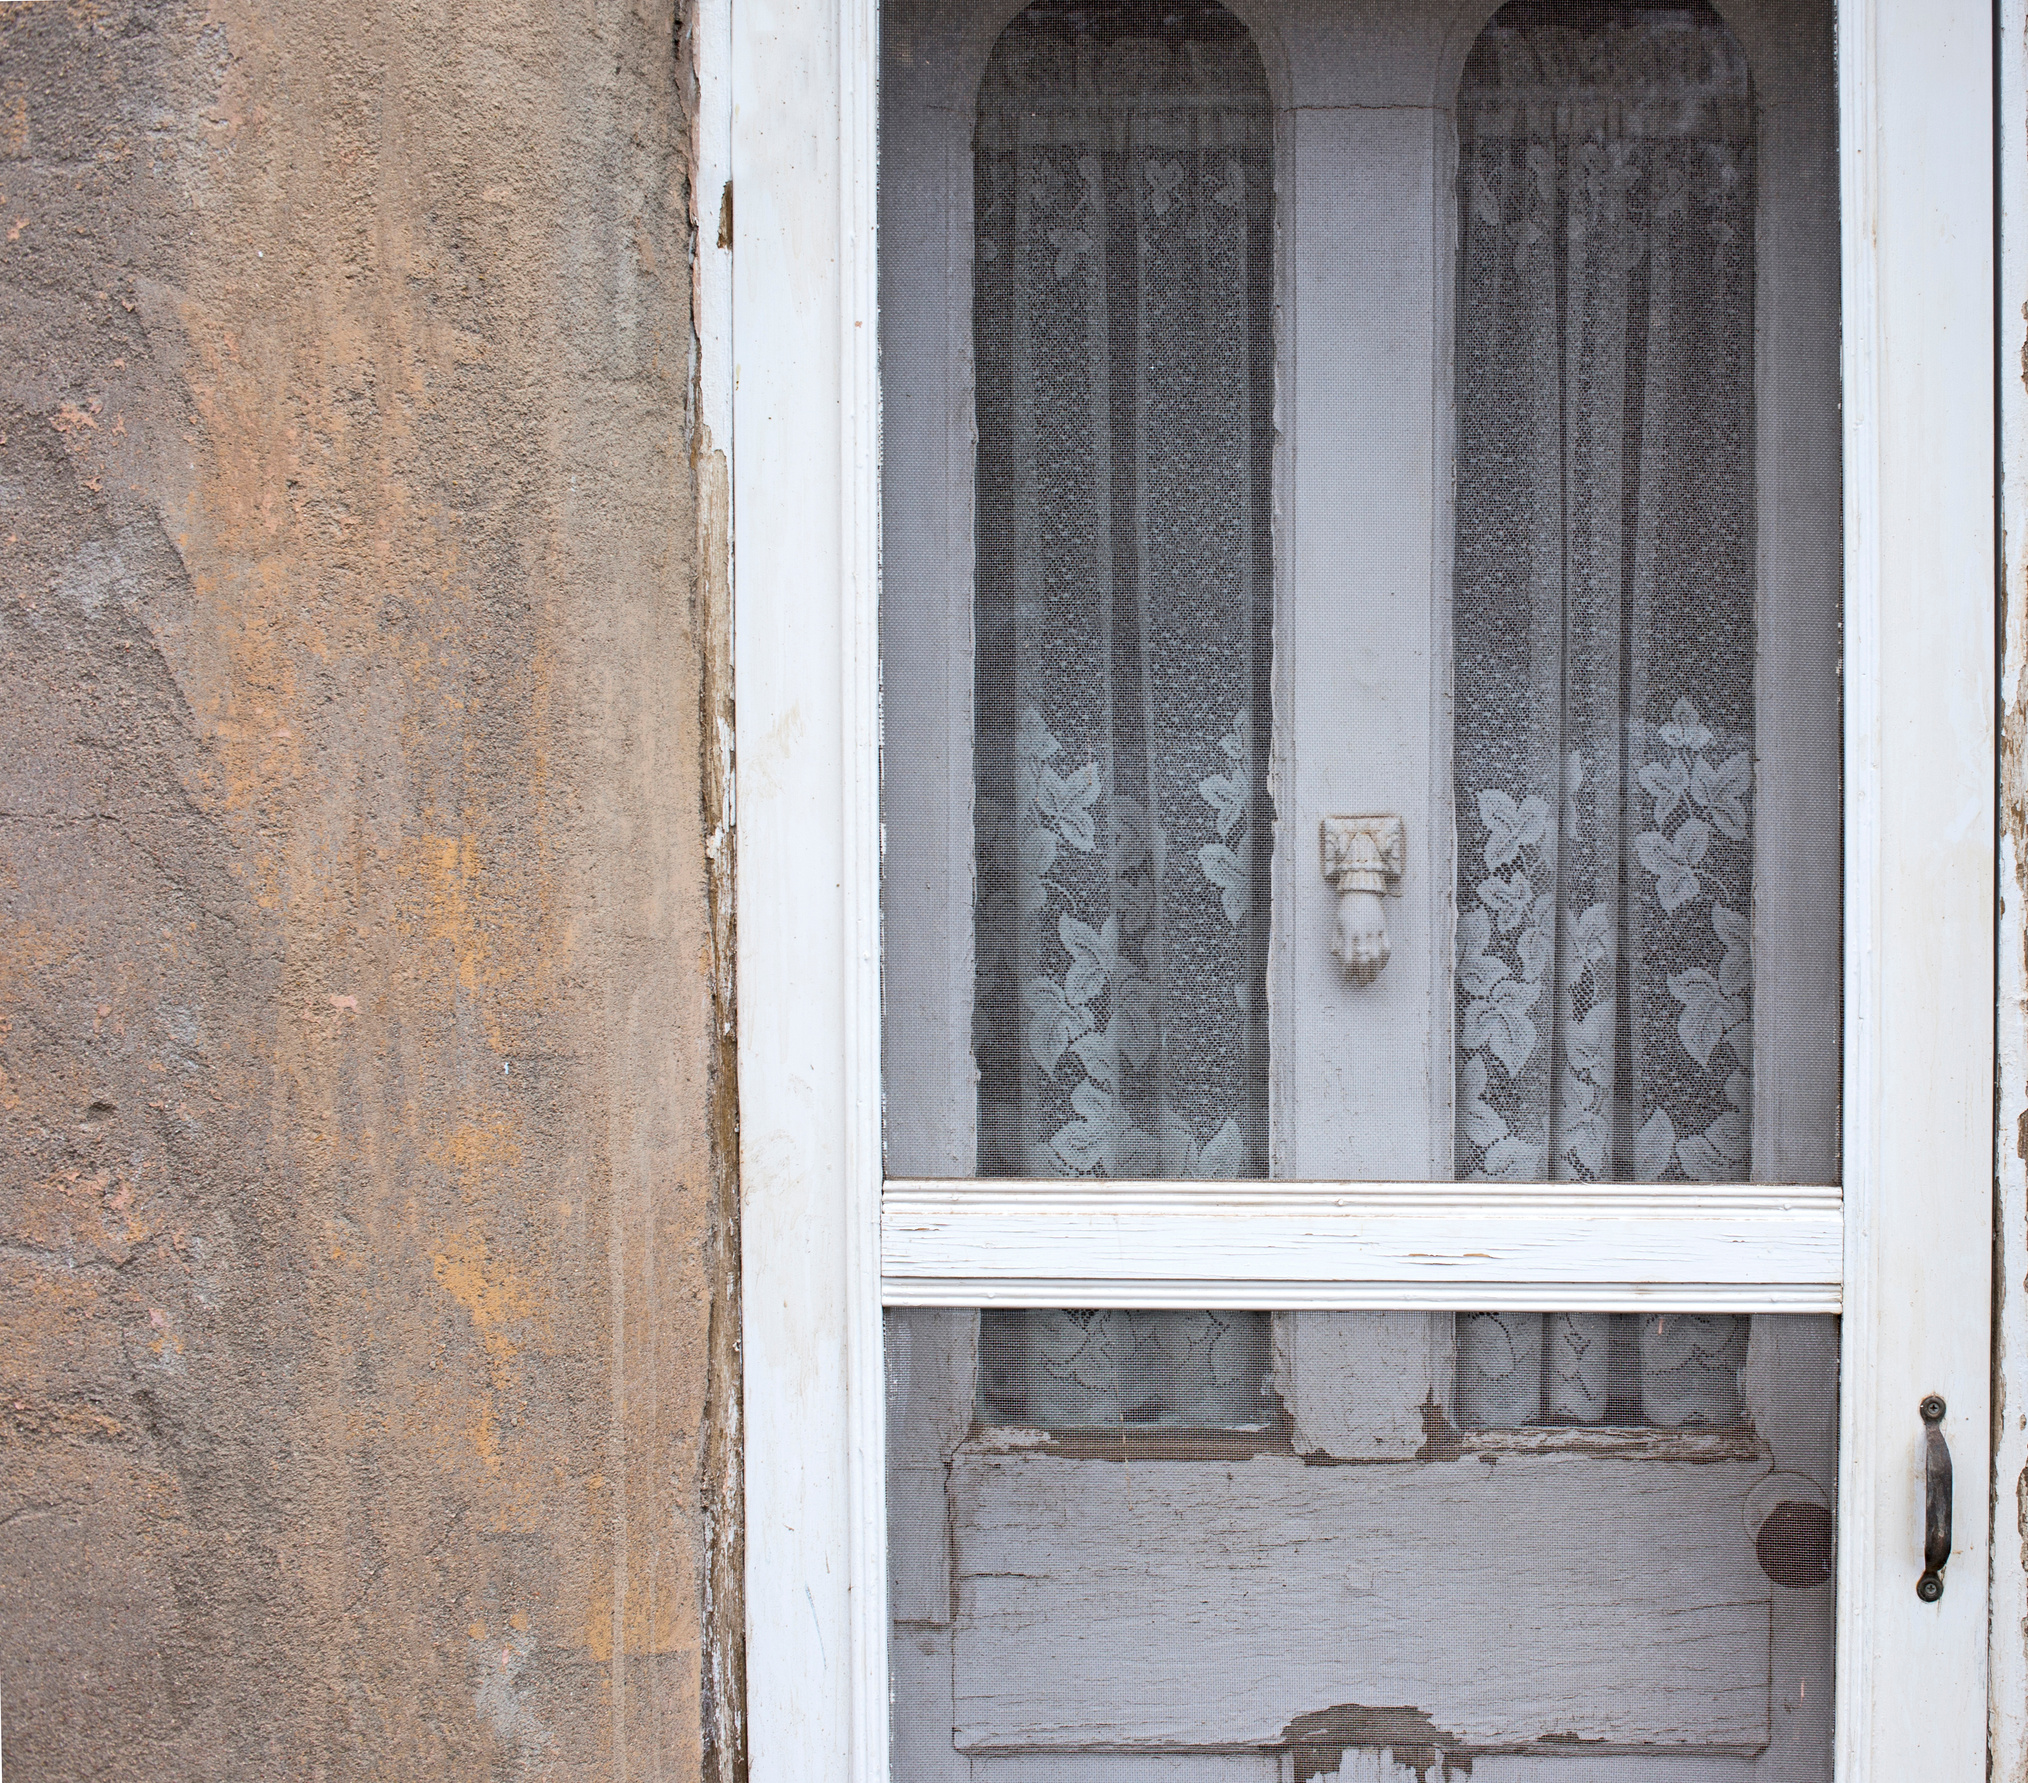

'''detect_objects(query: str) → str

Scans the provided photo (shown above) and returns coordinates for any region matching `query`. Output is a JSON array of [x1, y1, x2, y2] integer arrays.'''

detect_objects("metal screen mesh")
[[879, 0, 1843, 1769]]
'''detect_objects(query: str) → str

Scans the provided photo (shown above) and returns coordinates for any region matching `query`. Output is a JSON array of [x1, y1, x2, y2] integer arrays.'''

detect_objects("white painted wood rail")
[[881, 1179, 1843, 1310]]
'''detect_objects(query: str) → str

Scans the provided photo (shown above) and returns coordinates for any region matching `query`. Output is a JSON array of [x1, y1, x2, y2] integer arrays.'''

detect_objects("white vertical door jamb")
[[1994, 0, 2028, 1774], [733, 0, 887, 1774], [1836, 0, 1994, 1775], [840, 0, 888, 1772]]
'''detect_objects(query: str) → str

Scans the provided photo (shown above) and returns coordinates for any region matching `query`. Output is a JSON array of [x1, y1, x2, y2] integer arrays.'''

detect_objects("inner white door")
[[857, 0, 1990, 1775]]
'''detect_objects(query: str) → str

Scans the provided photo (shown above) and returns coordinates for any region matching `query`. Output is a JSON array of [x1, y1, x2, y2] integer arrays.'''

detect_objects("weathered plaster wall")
[[0, 0, 736, 1776]]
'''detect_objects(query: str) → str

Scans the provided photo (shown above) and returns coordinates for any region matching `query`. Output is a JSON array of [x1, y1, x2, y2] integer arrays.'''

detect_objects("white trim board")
[[1994, 2, 2028, 1779], [730, 0, 884, 1770], [881, 1180, 1843, 1310], [1829, 0, 1994, 1774]]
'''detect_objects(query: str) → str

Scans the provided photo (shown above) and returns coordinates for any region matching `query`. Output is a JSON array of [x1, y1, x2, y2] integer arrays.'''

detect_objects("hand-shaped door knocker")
[[1321, 816, 1405, 986]]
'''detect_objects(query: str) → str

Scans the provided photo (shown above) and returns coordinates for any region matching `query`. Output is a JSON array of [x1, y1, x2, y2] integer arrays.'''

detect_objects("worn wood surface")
[[950, 1450, 1772, 1752], [1274, 1312, 1449, 1459], [1998, 1, 2028, 1774], [974, 1758, 1281, 1782], [883, 1181, 1843, 1310], [887, 1308, 977, 1624], [733, 0, 887, 1759]]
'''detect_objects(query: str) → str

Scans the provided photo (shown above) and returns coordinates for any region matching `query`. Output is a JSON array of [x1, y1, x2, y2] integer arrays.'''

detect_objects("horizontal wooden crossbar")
[[880, 1179, 1844, 1311]]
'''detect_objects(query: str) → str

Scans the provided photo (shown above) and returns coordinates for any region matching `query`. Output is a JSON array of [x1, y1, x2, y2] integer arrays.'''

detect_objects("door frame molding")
[[1991, 3, 2028, 1778], [1829, 3, 1994, 1772], [727, 0, 1997, 1774]]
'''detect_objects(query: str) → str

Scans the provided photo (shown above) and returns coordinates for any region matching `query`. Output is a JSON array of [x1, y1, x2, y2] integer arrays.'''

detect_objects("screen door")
[[876, 0, 1895, 1775]]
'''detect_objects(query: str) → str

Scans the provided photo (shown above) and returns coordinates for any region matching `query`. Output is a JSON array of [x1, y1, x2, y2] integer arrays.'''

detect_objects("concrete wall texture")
[[0, 0, 738, 1777]]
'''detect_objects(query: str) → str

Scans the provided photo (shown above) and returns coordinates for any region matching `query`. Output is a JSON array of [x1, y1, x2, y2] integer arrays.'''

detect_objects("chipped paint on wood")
[[1283, 1703, 1464, 1783], [950, 1449, 1774, 1753]]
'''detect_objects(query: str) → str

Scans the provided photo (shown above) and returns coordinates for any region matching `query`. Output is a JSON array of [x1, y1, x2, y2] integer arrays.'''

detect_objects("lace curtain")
[[1451, 4, 1756, 1428], [971, 5, 1275, 1426]]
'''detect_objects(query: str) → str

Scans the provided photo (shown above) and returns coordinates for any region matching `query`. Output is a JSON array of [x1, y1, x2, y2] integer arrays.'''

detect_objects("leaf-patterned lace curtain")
[[1451, 3, 1755, 1428], [971, 2, 1274, 1427]]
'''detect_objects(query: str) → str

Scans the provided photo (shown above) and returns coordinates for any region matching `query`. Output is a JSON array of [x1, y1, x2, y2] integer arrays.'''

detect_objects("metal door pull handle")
[[1918, 1393, 1951, 1602]]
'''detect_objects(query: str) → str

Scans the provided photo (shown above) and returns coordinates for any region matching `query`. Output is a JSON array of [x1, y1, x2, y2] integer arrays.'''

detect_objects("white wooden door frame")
[[728, 0, 1997, 1775], [1828, 5, 1993, 1769], [1993, 5, 2028, 1779]]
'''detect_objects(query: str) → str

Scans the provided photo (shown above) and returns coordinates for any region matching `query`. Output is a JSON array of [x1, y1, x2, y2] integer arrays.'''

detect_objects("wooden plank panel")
[[972, 1758, 1283, 1783], [884, 1182, 1843, 1310], [950, 1450, 1773, 1752]]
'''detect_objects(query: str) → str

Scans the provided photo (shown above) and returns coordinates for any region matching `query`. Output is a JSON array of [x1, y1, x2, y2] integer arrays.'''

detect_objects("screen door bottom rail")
[[887, 1307, 1838, 1780]]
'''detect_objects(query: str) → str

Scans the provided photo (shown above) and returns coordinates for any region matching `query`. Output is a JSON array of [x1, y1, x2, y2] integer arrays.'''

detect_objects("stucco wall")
[[0, 1, 737, 1776]]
